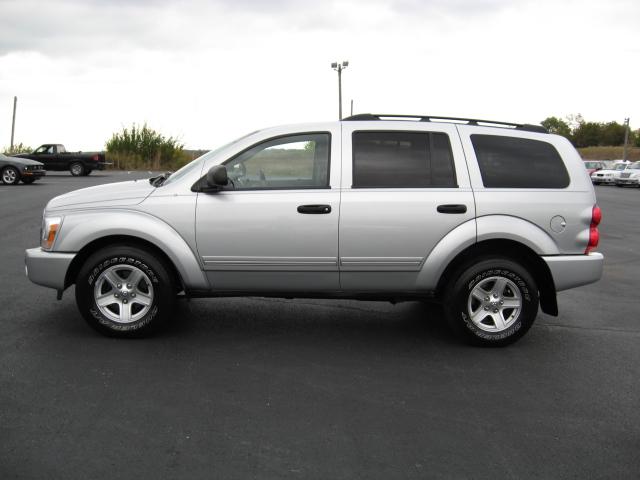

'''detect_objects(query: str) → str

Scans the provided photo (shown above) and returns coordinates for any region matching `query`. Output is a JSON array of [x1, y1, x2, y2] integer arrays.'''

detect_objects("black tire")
[[615, 184, 623, 188], [75, 245, 176, 337], [85, 169, 92, 175], [22, 177, 36, 184], [69, 162, 85, 176], [443, 257, 539, 347], [1, 166, 21, 185]]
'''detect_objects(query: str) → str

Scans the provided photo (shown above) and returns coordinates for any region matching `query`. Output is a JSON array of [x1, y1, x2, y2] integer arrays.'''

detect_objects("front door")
[[32, 145, 56, 169], [195, 128, 341, 292]]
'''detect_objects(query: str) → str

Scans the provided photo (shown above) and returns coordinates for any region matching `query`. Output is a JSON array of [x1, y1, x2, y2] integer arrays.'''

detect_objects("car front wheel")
[[1, 166, 21, 185], [75, 245, 176, 337], [443, 258, 539, 347]]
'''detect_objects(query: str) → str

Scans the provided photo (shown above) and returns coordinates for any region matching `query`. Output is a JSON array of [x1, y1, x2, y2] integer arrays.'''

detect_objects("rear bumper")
[[25, 247, 75, 290], [95, 162, 112, 171], [542, 253, 604, 292]]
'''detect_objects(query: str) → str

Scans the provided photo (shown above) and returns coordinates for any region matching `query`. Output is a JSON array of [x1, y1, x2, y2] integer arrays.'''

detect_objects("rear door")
[[339, 121, 475, 292]]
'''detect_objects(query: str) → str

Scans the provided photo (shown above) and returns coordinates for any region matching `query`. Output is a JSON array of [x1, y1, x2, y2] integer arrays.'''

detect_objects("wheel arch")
[[65, 235, 184, 291], [436, 239, 558, 316], [57, 211, 210, 292]]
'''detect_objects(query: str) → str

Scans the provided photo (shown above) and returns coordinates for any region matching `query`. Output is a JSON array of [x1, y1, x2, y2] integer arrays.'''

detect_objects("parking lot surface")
[[1, 172, 639, 479]]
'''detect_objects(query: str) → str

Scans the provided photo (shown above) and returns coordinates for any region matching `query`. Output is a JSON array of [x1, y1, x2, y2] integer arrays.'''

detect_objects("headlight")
[[41, 216, 62, 250]]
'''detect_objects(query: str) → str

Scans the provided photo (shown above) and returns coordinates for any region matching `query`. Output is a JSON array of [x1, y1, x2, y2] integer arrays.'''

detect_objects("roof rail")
[[342, 113, 548, 134]]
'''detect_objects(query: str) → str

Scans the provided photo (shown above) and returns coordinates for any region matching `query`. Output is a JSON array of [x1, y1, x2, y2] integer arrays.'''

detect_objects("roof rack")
[[342, 113, 548, 134]]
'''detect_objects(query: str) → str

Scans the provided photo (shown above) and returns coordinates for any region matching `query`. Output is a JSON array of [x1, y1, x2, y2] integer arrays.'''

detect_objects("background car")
[[614, 161, 640, 187], [0, 153, 46, 185], [583, 160, 607, 175], [591, 162, 631, 185]]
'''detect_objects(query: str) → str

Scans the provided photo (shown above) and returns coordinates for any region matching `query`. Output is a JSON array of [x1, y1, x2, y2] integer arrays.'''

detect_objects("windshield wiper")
[[149, 171, 172, 187]]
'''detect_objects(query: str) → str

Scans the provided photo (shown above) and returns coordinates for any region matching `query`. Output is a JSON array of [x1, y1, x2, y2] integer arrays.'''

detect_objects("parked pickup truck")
[[14, 144, 108, 176]]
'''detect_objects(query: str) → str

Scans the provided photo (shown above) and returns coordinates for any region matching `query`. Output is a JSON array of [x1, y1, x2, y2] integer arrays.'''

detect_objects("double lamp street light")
[[331, 61, 349, 120]]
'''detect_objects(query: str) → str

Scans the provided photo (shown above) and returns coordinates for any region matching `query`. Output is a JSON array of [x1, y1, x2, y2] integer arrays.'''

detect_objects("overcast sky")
[[1, 0, 638, 150]]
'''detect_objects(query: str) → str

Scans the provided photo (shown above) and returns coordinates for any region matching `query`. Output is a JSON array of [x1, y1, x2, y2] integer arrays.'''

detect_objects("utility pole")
[[10, 96, 17, 151], [350, 99, 353, 116], [331, 61, 349, 120], [622, 117, 630, 162]]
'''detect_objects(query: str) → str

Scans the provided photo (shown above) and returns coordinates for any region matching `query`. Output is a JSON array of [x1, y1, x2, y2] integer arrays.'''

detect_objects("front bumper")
[[592, 176, 614, 184], [25, 247, 75, 290], [543, 253, 604, 292], [615, 178, 639, 186], [22, 169, 46, 178]]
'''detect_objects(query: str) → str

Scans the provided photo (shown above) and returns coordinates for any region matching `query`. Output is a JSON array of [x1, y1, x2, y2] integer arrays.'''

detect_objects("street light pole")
[[331, 61, 349, 120], [622, 117, 630, 162], [10, 96, 17, 151]]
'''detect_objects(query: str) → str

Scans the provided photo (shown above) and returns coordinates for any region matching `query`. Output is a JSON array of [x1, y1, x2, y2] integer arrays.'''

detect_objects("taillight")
[[585, 204, 602, 254], [92, 154, 100, 161]]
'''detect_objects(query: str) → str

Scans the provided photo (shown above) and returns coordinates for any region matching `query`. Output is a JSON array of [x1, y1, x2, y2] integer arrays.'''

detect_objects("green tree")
[[541, 117, 571, 138], [599, 121, 626, 146], [572, 121, 602, 148]]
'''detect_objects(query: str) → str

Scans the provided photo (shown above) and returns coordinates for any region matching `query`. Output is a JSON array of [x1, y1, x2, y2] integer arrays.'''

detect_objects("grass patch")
[[578, 146, 640, 161]]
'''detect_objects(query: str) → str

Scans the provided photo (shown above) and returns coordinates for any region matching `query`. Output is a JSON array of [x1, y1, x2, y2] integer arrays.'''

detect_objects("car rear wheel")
[[1, 166, 20, 185], [443, 257, 539, 347], [75, 245, 176, 337], [69, 162, 85, 176]]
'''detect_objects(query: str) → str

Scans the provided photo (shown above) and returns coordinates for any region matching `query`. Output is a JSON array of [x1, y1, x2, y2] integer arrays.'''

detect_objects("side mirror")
[[206, 165, 229, 188]]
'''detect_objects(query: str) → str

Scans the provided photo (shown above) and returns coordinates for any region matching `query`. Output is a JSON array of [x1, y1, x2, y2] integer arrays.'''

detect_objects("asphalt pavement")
[[1, 172, 639, 479]]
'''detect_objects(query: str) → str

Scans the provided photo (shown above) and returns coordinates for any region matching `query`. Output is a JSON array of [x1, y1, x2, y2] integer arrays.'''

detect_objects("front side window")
[[34, 146, 47, 154], [352, 131, 457, 188], [224, 133, 330, 190], [471, 134, 570, 188]]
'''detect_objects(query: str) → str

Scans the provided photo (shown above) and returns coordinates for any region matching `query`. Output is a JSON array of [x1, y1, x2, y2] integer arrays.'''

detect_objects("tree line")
[[541, 115, 638, 148]]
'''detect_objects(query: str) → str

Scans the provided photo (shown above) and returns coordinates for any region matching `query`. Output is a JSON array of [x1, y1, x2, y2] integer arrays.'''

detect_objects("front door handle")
[[297, 204, 332, 214], [437, 204, 467, 214]]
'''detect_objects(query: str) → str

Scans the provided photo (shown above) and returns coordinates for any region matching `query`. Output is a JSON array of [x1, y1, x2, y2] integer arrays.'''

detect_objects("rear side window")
[[352, 131, 457, 188], [471, 134, 569, 188]]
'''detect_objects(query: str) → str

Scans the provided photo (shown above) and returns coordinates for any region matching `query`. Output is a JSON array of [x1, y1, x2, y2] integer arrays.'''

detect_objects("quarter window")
[[471, 134, 570, 188], [224, 133, 330, 190], [352, 131, 457, 188]]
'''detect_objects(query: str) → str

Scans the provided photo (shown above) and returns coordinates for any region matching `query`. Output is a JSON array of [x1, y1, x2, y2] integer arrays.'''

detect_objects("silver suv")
[[25, 114, 604, 346]]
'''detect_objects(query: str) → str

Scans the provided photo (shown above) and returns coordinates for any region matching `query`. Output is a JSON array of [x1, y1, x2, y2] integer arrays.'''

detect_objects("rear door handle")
[[297, 204, 332, 214], [437, 204, 467, 214]]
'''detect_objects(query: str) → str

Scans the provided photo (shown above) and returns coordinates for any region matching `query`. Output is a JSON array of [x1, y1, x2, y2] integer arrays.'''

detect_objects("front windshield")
[[162, 130, 261, 186], [614, 164, 627, 171]]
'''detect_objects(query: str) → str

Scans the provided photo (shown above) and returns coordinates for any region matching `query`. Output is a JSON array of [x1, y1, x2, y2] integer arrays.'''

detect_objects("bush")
[[106, 124, 186, 170], [2, 143, 32, 155]]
